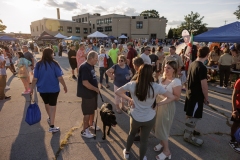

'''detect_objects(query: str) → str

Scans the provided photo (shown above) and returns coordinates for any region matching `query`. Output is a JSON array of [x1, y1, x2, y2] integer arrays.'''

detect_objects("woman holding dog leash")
[[115, 64, 175, 160]]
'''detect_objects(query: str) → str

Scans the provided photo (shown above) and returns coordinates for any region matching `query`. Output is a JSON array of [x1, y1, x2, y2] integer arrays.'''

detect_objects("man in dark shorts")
[[229, 79, 240, 153], [77, 51, 100, 138], [68, 44, 77, 79], [183, 46, 210, 146]]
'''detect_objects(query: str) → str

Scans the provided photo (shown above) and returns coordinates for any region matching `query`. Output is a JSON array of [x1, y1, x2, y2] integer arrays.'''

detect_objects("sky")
[[0, 0, 239, 34]]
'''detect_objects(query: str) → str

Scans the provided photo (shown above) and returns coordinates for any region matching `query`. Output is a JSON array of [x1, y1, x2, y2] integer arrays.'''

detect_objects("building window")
[[93, 24, 95, 29], [82, 18, 84, 22], [42, 25, 43, 30], [104, 18, 112, 24], [79, 18, 81, 23], [132, 16, 136, 19], [83, 28, 88, 34], [85, 17, 87, 22], [136, 21, 143, 29], [105, 26, 112, 32], [67, 27, 72, 33], [58, 26, 63, 31], [97, 27, 103, 32], [49, 25, 52, 31], [90, 28, 92, 33], [76, 27, 80, 33], [36, 26, 38, 31]]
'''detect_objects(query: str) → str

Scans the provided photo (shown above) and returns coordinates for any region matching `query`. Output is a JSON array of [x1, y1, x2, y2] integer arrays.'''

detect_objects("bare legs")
[[83, 113, 95, 130], [45, 104, 56, 126], [20, 77, 30, 91]]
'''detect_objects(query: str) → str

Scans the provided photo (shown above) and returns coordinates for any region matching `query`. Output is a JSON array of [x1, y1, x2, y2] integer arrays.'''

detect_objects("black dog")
[[100, 103, 117, 140]]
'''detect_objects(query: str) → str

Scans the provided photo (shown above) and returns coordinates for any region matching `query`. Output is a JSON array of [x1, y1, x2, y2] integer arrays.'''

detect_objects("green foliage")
[[140, 10, 159, 18], [0, 19, 7, 32], [169, 11, 208, 37], [179, 11, 207, 35], [234, 5, 240, 19], [167, 28, 173, 38]]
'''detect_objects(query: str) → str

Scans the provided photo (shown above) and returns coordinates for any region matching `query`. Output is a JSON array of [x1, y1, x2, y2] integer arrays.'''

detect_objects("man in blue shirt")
[[77, 51, 100, 138]]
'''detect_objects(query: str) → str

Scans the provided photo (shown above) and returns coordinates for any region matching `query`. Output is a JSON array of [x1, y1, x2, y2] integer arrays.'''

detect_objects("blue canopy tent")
[[0, 36, 18, 41], [194, 21, 240, 43], [108, 35, 116, 39], [65, 36, 81, 40]]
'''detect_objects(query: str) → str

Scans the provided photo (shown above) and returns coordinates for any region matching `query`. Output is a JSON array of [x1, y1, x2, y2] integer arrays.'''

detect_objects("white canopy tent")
[[118, 35, 128, 39], [87, 31, 108, 38], [54, 33, 67, 39]]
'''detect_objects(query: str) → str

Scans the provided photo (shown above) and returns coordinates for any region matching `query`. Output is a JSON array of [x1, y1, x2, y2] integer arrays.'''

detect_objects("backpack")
[[107, 56, 114, 69], [104, 54, 108, 68]]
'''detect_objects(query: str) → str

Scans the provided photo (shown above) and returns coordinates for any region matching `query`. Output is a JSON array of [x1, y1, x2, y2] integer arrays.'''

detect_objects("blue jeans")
[[99, 67, 108, 84]]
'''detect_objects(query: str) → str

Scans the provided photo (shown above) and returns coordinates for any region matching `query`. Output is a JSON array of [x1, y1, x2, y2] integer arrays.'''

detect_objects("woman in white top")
[[154, 60, 182, 160], [98, 47, 110, 89], [115, 64, 175, 160]]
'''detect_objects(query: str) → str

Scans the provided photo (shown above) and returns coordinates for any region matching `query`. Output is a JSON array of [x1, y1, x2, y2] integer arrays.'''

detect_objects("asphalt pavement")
[[0, 50, 238, 160]]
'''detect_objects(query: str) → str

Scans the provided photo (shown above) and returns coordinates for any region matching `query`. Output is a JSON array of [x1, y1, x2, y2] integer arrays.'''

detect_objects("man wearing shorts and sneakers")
[[229, 78, 240, 153], [77, 51, 100, 138], [184, 47, 209, 146]]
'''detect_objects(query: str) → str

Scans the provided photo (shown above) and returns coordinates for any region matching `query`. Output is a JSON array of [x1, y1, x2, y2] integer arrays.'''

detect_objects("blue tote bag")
[[25, 99, 41, 125]]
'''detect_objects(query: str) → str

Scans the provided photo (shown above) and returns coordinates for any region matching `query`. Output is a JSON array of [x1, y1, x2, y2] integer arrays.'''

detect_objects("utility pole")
[[224, 20, 227, 25]]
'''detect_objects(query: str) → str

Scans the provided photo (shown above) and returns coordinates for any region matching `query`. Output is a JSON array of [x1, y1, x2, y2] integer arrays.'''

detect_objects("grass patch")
[[54, 126, 80, 159]]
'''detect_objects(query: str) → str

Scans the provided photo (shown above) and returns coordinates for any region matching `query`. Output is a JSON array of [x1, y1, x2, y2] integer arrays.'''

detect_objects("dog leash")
[[94, 91, 104, 139]]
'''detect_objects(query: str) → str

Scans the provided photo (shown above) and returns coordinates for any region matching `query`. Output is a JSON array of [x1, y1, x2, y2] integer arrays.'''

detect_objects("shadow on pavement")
[[10, 89, 48, 160]]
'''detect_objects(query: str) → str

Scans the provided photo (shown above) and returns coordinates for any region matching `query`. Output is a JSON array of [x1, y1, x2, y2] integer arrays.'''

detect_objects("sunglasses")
[[118, 60, 124, 62]]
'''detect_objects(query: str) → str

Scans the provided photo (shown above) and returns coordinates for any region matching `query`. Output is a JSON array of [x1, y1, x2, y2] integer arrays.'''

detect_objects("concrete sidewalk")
[[0, 51, 239, 160]]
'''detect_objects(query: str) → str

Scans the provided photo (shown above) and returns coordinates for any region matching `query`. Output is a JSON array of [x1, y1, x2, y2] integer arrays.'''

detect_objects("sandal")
[[154, 143, 163, 152], [156, 152, 171, 160]]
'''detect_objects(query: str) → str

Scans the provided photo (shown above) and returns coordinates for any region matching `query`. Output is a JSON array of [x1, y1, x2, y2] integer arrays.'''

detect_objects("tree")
[[179, 11, 207, 35], [0, 19, 7, 32], [234, 5, 240, 19], [140, 10, 159, 18], [167, 28, 173, 38]]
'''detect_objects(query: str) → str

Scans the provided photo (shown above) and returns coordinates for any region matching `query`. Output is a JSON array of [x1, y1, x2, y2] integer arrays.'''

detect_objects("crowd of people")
[[0, 39, 240, 159]]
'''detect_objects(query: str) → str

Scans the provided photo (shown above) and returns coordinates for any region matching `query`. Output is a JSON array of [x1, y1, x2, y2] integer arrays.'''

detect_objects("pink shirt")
[[76, 49, 86, 68]]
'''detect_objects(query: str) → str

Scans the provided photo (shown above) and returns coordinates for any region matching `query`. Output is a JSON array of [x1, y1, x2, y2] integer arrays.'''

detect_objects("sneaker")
[[81, 128, 94, 138], [5, 86, 10, 90], [193, 130, 200, 136], [72, 75, 77, 79], [47, 118, 50, 126], [134, 135, 140, 141], [229, 140, 240, 153], [90, 122, 100, 131], [216, 85, 225, 89], [123, 149, 129, 159], [4, 95, 11, 99], [22, 91, 30, 95], [49, 127, 60, 133]]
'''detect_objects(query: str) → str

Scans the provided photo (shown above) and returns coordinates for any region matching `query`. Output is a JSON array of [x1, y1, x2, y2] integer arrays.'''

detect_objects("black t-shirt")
[[149, 54, 159, 63], [68, 49, 76, 63], [187, 61, 207, 99], [77, 62, 98, 98]]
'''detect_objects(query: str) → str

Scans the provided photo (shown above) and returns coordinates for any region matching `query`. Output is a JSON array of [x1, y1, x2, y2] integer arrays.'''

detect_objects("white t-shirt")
[[122, 81, 166, 122], [140, 53, 151, 64], [158, 78, 181, 99], [98, 54, 109, 67]]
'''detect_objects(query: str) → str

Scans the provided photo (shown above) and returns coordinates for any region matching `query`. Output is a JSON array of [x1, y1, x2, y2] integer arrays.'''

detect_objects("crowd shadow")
[[10, 89, 48, 160]]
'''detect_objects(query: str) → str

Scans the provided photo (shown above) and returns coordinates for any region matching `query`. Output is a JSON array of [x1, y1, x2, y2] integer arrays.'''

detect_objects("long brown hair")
[[135, 64, 154, 101], [37, 47, 59, 69], [162, 61, 178, 82]]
